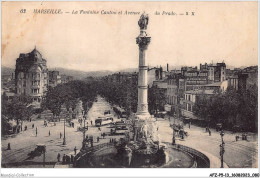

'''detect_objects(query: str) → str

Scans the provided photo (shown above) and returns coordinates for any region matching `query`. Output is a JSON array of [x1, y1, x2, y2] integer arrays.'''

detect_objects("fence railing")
[[172, 144, 210, 168], [74, 142, 114, 167]]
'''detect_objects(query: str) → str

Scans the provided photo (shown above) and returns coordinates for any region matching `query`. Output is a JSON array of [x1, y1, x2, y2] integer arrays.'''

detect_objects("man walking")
[[36, 127, 38, 137], [49, 130, 51, 136], [60, 132, 62, 139], [74, 146, 77, 155], [57, 153, 61, 162]]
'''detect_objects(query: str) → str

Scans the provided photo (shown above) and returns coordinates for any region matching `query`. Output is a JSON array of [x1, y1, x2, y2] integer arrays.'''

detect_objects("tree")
[[2, 94, 34, 133], [193, 85, 257, 132], [42, 80, 98, 117]]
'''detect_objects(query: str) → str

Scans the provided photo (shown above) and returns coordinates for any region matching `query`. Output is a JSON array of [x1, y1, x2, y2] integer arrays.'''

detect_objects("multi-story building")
[[181, 66, 208, 91], [165, 73, 185, 116], [147, 67, 165, 87], [152, 79, 168, 111], [49, 70, 61, 87], [199, 81, 228, 93], [60, 75, 74, 84], [106, 72, 138, 85], [227, 66, 257, 92], [15, 48, 48, 105], [181, 89, 215, 120], [200, 62, 226, 83]]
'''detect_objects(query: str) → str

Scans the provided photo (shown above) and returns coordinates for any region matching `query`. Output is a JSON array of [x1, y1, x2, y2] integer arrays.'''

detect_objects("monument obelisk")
[[133, 13, 159, 143], [136, 13, 151, 120]]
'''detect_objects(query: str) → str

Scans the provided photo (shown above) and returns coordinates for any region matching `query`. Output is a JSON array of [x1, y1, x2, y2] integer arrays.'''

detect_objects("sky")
[[1, 1, 258, 72]]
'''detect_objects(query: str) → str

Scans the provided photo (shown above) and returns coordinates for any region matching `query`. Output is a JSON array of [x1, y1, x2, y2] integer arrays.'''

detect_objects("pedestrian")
[[32, 124, 34, 129], [54, 122, 56, 126], [189, 122, 191, 129], [57, 153, 61, 162], [109, 138, 111, 143], [66, 155, 70, 163], [157, 127, 159, 131], [181, 133, 184, 139], [172, 137, 175, 145], [74, 146, 77, 155], [7, 143, 11, 150], [208, 129, 211, 136], [244, 133, 248, 141], [24, 125, 27, 131], [97, 136, 99, 142], [91, 139, 93, 147], [60, 132, 62, 139], [62, 154, 66, 163], [70, 155, 74, 163], [91, 120, 93, 125], [49, 130, 51, 136], [36, 127, 38, 137], [235, 135, 239, 141]]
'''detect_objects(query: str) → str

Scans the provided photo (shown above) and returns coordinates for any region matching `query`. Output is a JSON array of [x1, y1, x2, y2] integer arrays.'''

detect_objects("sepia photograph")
[[1, 1, 258, 177]]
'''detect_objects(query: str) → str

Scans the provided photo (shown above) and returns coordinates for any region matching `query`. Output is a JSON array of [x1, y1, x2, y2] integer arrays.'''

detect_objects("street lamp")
[[82, 110, 86, 148], [220, 130, 225, 168], [63, 111, 67, 145], [172, 125, 175, 145]]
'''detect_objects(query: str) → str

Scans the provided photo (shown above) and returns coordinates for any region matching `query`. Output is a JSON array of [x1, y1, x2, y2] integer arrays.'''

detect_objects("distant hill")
[[49, 67, 115, 79], [118, 68, 138, 73]]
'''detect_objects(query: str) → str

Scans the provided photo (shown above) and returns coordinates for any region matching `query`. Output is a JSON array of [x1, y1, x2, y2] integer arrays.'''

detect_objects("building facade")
[[200, 62, 226, 83], [15, 48, 48, 105], [49, 70, 62, 87], [181, 90, 215, 120], [165, 73, 185, 116], [181, 66, 208, 91]]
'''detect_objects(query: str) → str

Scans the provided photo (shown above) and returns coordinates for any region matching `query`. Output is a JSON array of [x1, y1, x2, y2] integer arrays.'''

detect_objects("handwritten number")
[[20, 9, 26, 13]]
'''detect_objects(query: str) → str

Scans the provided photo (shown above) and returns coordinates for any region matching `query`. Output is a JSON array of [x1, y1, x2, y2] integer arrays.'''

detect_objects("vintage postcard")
[[1, 1, 258, 177]]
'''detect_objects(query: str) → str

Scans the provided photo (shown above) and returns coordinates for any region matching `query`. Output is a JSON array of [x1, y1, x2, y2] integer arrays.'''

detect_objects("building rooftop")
[[185, 89, 215, 95]]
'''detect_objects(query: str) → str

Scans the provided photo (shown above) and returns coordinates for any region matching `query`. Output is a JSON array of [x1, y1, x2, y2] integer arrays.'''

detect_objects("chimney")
[[167, 63, 169, 72]]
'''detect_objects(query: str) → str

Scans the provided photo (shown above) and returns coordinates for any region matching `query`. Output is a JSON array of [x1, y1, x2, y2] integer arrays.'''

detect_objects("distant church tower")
[[15, 47, 48, 106]]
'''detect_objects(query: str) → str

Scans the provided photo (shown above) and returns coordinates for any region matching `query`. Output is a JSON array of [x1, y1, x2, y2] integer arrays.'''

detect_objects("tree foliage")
[[41, 80, 97, 116], [193, 86, 257, 131], [1, 94, 34, 134]]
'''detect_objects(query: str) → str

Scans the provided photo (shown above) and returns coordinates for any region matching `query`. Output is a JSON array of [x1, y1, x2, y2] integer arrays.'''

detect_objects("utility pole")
[[172, 125, 175, 145], [82, 110, 86, 148], [63, 113, 66, 145], [220, 130, 225, 168]]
